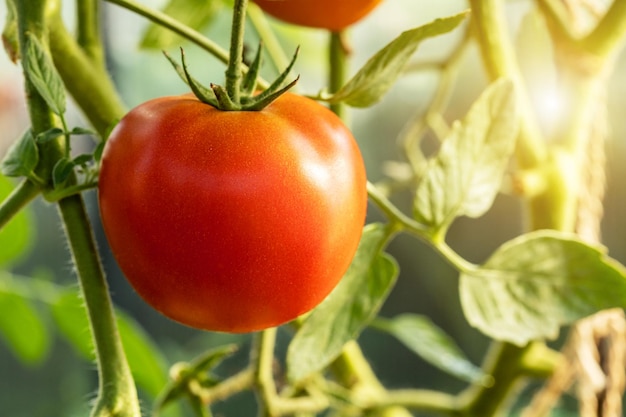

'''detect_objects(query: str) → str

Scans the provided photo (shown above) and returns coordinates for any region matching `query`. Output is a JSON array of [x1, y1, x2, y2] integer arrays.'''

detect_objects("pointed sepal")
[[163, 49, 218, 107]]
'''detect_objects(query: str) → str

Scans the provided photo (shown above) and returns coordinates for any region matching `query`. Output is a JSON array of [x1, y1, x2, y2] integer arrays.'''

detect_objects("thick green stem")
[[329, 31, 349, 120], [59, 194, 140, 417], [330, 340, 385, 392], [581, 0, 626, 59], [253, 328, 328, 417], [468, 0, 546, 169], [0, 179, 40, 230], [76, 0, 105, 65], [458, 342, 528, 416], [329, 343, 412, 417], [14, 1, 140, 415], [48, 12, 125, 137], [13, 0, 54, 134], [371, 389, 459, 415], [458, 342, 561, 417], [254, 328, 279, 417], [199, 368, 255, 404], [366, 181, 428, 236], [13, 0, 66, 187], [225, 0, 249, 104], [526, 148, 579, 231]]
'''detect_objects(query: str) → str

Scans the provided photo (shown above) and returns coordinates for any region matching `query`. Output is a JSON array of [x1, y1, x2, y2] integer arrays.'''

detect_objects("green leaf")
[[287, 223, 398, 382], [327, 11, 468, 107], [163, 49, 218, 107], [155, 345, 237, 413], [241, 47, 300, 111], [0, 273, 49, 365], [35, 127, 64, 144], [93, 141, 106, 163], [241, 42, 263, 96], [460, 230, 626, 346], [0, 177, 34, 267], [23, 34, 66, 116], [52, 289, 168, 398], [413, 79, 518, 233], [69, 126, 96, 136], [140, 0, 222, 49], [1, 129, 39, 178], [373, 314, 490, 385], [72, 154, 93, 167], [52, 157, 74, 187]]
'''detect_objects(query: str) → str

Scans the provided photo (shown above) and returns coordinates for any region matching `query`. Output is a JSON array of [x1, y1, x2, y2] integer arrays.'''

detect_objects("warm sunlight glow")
[[534, 85, 569, 137]]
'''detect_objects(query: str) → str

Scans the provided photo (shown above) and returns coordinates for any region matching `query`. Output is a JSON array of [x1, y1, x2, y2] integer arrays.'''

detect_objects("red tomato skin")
[[98, 93, 367, 333], [253, 0, 382, 31]]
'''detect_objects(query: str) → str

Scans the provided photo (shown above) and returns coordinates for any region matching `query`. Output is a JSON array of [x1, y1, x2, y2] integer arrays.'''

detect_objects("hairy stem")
[[59, 194, 140, 417], [13, 0, 66, 187], [225, 0, 248, 103], [14, 1, 140, 415]]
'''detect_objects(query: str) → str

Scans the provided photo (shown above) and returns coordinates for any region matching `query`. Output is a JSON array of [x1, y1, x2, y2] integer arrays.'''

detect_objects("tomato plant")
[[253, 0, 382, 30], [98, 92, 367, 333], [5, 0, 626, 417]]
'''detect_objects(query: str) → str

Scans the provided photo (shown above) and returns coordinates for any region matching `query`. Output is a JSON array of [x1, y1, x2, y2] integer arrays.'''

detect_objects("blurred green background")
[[2, 0, 626, 415]]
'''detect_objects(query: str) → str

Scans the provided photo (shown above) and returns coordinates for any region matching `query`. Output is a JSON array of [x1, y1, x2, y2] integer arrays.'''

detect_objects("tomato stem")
[[198, 367, 255, 404], [252, 329, 329, 416], [328, 31, 350, 121], [253, 328, 279, 417], [76, 0, 105, 65], [326, 29, 413, 417], [457, 341, 561, 416], [225, 0, 249, 107], [13, 1, 141, 415], [59, 194, 141, 417]]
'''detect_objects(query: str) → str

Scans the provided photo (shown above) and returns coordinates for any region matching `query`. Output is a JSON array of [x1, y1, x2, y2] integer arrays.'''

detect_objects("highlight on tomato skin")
[[253, 0, 383, 31], [97, 92, 367, 333]]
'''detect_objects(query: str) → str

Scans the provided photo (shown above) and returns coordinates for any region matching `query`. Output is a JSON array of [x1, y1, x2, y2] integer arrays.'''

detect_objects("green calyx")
[[164, 44, 299, 111]]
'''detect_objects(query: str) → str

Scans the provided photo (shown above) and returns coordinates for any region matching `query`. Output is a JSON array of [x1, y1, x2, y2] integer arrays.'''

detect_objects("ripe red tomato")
[[253, 0, 382, 31], [98, 93, 367, 333]]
